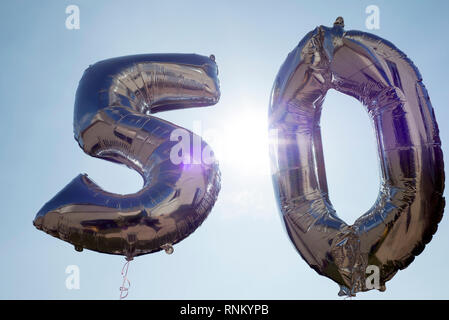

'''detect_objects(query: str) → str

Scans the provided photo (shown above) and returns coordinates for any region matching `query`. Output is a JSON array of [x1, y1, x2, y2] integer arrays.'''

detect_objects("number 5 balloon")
[[269, 18, 445, 296], [33, 54, 221, 259]]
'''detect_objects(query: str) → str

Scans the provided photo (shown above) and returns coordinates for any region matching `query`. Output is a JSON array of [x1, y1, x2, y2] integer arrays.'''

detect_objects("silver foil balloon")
[[269, 18, 445, 295], [34, 54, 221, 259]]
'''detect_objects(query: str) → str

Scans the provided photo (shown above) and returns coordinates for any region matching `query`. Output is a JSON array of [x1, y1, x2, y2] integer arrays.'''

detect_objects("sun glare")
[[211, 105, 270, 176]]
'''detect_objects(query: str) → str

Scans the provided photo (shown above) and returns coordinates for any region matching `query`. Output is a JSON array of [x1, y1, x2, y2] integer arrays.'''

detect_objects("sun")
[[211, 105, 271, 176]]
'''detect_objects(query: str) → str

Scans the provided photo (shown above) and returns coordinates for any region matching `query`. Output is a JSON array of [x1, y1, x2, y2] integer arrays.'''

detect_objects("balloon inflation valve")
[[338, 285, 356, 298], [161, 244, 174, 255], [334, 16, 344, 27]]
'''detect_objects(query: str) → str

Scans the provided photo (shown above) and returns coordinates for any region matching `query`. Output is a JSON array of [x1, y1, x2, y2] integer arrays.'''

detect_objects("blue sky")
[[1, 0, 449, 299]]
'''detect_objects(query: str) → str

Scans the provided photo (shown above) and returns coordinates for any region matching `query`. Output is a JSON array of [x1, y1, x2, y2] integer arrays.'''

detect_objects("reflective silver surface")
[[34, 54, 221, 259], [269, 18, 445, 295]]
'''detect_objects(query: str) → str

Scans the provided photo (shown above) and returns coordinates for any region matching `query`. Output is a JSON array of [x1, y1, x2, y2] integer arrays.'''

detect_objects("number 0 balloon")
[[269, 18, 445, 296], [33, 54, 221, 261]]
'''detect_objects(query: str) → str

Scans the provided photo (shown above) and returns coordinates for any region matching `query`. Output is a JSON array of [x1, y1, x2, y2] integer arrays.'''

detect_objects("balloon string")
[[119, 258, 132, 299]]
